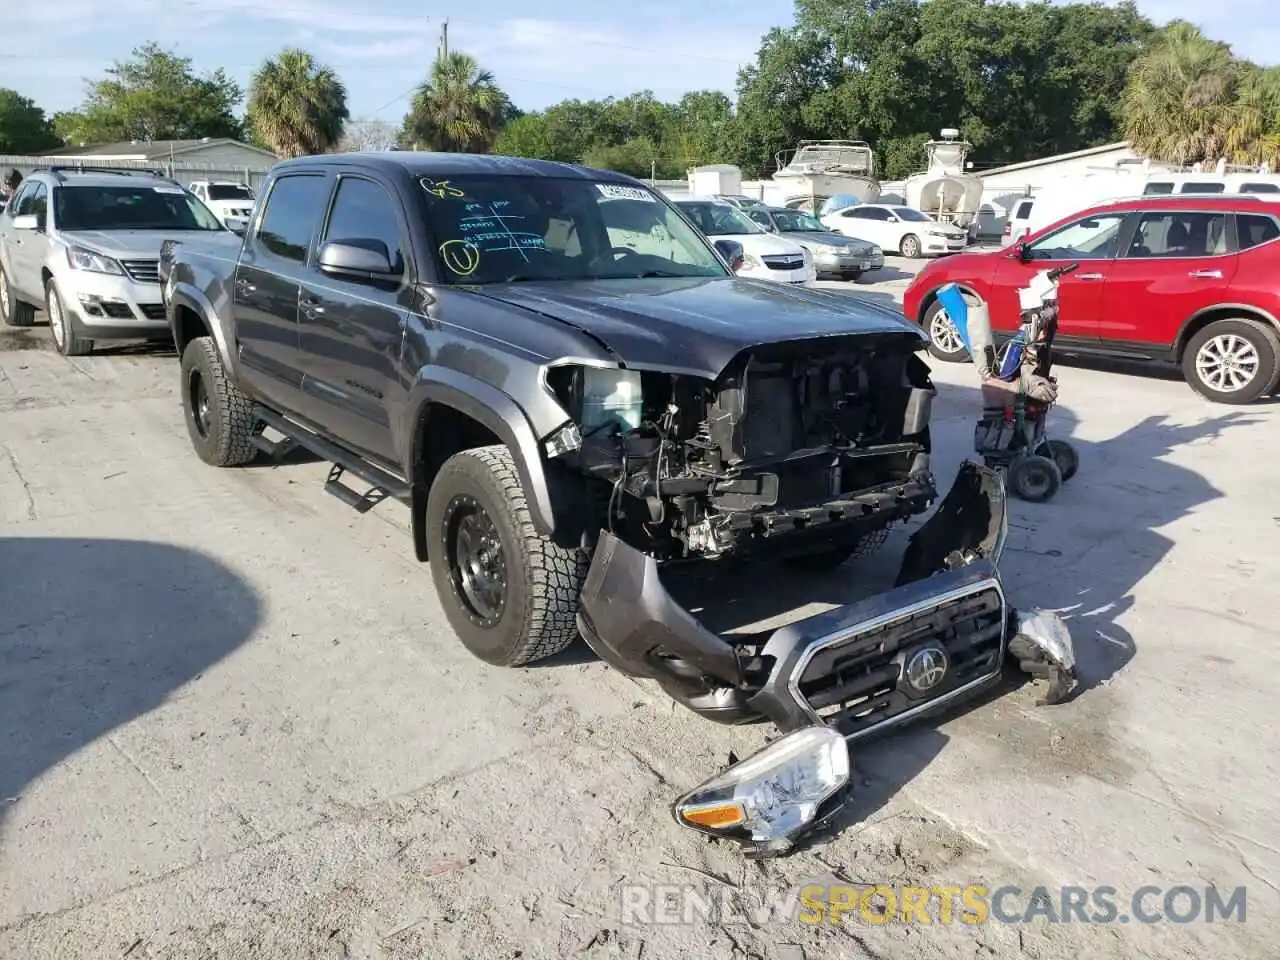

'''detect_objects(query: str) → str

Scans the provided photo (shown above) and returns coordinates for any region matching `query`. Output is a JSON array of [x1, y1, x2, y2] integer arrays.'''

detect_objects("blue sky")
[[2, 1, 1274, 125]]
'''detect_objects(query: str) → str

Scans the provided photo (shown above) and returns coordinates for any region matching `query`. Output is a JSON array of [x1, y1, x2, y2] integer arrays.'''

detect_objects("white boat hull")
[[906, 172, 984, 227], [764, 173, 881, 211]]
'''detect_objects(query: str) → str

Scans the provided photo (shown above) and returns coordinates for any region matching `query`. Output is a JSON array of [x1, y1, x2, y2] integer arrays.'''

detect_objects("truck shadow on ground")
[[0, 539, 261, 828]]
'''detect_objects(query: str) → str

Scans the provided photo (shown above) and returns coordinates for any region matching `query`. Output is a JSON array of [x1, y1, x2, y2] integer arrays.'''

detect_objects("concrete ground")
[[1, 256, 1276, 959]]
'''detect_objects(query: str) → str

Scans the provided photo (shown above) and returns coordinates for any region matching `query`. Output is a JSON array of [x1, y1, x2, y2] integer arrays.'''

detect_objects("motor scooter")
[[935, 264, 1081, 502]]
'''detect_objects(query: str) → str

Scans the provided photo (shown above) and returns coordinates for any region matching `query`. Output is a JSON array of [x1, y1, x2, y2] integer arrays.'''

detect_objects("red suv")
[[903, 195, 1280, 404]]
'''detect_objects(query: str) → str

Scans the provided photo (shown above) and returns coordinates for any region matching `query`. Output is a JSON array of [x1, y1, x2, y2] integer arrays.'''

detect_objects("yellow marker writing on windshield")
[[439, 239, 481, 276]]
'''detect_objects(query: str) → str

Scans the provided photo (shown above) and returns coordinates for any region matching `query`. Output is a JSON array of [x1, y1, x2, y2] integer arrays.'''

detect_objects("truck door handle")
[[1076, 272, 1104, 280], [300, 297, 325, 317], [1188, 269, 1222, 279], [235, 277, 256, 294]]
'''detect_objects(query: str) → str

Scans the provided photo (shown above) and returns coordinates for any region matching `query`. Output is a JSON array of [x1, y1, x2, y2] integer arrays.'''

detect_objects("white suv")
[[187, 180, 256, 227], [0, 166, 229, 356]]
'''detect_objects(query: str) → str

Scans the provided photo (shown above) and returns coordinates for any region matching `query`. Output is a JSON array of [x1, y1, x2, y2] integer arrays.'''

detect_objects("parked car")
[[744, 205, 884, 280], [820, 202, 968, 258], [187, 180, 257, 227], [158, 150, 1033, 750], [1003, 197, 1035, 246], [0, 165, 229, 355], [674, 198, 816, 285], [904, 194, 1280, 404]]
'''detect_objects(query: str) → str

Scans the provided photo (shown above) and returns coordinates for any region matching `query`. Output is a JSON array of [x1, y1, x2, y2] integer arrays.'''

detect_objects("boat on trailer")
[[904, 128, 984, 228]]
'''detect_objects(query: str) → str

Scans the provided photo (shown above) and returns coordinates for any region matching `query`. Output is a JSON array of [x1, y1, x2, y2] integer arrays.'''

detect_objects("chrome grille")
[[762, 254, 805, 270], [120, 259, 160, 284], [793, 579, 1007, 739]]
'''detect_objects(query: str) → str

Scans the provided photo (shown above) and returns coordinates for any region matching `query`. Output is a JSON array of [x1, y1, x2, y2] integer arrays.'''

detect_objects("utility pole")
[[440, 19, 448, 59]]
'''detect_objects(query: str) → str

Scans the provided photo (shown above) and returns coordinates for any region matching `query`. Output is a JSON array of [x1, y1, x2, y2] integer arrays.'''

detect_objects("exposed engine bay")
[[544, 332, 938, 563]]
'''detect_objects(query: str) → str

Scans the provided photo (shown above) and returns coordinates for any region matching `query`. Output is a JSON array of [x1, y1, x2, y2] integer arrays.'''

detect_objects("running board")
[[252, 406, 412, 512]]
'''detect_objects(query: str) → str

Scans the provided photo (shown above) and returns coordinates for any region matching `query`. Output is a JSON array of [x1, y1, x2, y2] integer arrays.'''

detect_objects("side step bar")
[[252, 405, 412, 513]]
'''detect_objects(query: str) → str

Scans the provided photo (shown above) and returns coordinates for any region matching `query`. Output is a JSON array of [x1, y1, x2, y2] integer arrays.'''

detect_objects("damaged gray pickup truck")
[[160, 153, 1076, 857]]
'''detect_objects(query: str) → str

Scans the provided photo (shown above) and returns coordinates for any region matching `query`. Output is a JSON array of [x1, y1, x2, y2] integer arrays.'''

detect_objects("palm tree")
[[247, 49, 349, 158], [1230, 65, 1280, 166], [1121, 21, 1238, 166], [399, 51, 508, 153]]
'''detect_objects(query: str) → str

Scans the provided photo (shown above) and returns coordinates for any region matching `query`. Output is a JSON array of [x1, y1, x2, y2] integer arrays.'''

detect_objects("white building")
[[42, 137, 279, 168]]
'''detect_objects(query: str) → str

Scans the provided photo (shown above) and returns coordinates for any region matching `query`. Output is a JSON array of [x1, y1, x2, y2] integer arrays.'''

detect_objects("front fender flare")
[[406, 369, 559, 539], [167, 283, 237, 377]]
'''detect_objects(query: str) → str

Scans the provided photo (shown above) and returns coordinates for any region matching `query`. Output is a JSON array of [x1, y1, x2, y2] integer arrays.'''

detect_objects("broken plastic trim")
[[1008, 609, 1078, 704], [576, 461, 1013, 734]]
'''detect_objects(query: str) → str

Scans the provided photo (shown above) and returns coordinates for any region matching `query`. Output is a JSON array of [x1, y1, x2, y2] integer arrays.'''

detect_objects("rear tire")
[[427, 445, 587, 667], [923, 298, 970, 363], [46, 279, 92, 356], [1036, 439, 1079, 482], [1008, 454, 1062, 503], [0, 265, 34, 327], [180, 336, 259, 466], [1182, 318, 1280, 405], [900, 234, 922, 259]]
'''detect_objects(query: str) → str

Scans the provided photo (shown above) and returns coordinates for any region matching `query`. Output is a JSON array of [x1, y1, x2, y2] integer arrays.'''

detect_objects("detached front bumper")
[[576, 461, 1059, 740]]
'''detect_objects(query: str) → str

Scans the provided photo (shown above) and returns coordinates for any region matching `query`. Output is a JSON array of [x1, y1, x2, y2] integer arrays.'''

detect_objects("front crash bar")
[[576, 461, 1076, 736]]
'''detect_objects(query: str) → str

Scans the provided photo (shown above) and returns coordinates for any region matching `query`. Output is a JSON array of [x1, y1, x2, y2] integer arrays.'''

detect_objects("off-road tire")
[[427, 444, 587, 667], [180, 336, 258, 467], [780, 528, 891, 573], [923, 298, 970, 363], [1182, 317, 1280, 405], [0, 265, 35, 326], [1008, 454, 1062, 503], [46, 279, 92, 356], [1036, 439, 1079, 482], [900, 234, 922, 259]]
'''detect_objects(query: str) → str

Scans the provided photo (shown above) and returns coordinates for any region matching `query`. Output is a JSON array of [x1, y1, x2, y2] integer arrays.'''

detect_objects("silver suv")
[[0, 166, 227, 356]]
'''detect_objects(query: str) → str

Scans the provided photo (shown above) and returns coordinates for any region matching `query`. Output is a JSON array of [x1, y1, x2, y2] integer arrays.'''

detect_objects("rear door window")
[[1013, 200, 1034, 219], [255, 174, 330, 263], [1125, 211, 1227, 257], [1236, 213, 1280, 250], [1179, 181, 1225, 194]]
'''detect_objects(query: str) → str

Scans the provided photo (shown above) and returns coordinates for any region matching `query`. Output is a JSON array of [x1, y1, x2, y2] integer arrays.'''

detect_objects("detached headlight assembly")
[[673, 725, 851, 858], [66, 246, 124, 275]]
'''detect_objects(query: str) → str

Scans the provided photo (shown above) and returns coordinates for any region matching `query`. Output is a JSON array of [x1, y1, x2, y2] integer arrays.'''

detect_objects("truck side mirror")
[[1014, 240, 1030, 262], [318, 239, 400, 281], [713, 238, 745, 272]]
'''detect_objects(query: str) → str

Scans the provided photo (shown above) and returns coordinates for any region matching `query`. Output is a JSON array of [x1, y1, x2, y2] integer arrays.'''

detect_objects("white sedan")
[[674, 198, 816, 285], [820, 203, 968, 259]]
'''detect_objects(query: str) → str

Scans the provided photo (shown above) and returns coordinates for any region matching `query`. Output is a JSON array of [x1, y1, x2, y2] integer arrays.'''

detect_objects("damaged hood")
[[468, 276, 924, 380]]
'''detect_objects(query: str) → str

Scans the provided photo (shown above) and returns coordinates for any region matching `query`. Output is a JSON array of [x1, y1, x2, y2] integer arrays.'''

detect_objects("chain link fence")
[[0, 154, 275, 189]]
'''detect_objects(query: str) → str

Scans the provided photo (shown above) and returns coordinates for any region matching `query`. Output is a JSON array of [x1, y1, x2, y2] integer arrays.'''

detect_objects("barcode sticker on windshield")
[[153, 185, 186, 194], [596, 184, 654, 202]]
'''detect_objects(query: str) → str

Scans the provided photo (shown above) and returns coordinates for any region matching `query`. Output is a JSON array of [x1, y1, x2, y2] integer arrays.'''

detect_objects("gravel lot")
[[1, 256, 1276, 959]]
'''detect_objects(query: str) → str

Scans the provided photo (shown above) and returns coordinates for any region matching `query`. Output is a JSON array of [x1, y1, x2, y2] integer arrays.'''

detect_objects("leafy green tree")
[[399, 51, 508, 152], [247, 48, 349, 158], [1121, 21, 1239, 165], [56, 43, 242, 144], [0, 89, 61, 154]]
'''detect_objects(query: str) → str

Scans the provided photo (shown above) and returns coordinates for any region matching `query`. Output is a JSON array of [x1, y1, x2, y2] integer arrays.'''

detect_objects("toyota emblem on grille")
[[904, 645, 949, 693]]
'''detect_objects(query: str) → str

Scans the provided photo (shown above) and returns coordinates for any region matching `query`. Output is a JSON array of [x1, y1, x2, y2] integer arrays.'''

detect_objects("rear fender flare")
[[405, 369, 558, 539], [168, 284, 236, 375], [1174, 303, 1280, 361]]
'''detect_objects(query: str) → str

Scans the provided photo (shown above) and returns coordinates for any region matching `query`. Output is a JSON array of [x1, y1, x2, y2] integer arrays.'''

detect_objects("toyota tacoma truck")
[[160, 155, 1074, 846]]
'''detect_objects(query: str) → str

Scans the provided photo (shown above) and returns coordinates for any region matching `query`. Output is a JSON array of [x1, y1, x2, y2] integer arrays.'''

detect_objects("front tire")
[[923, 298, 970, 363], [900, 234, 922, 259], [180, 336, 259, 466], [1008, 454, 1062, 503], [0, 265, 35, 327], [427, 445, 587, 667], [779, 528, 890, 572], [46, 279, 92, 356], [1182, 318, 1280, 405]]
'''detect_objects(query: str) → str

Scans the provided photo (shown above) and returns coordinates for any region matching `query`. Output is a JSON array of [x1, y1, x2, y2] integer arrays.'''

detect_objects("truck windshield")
[[54, 185, 224, 232], [207, 184, 254, 201], [421, 175, 729, 284]]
